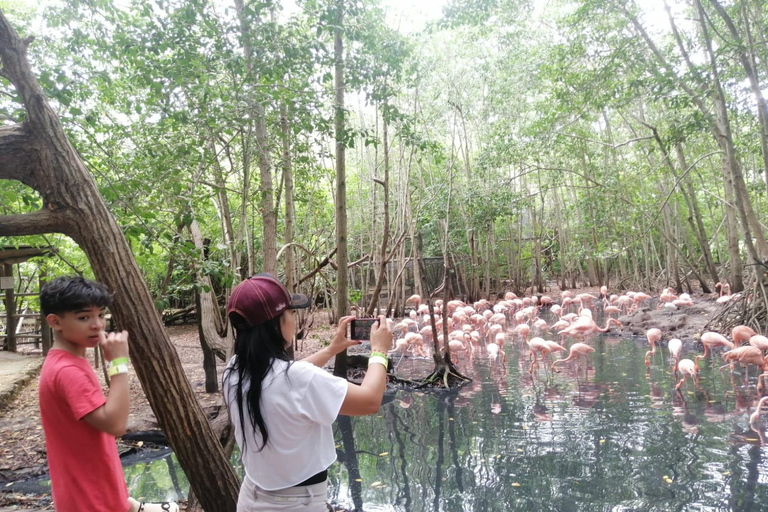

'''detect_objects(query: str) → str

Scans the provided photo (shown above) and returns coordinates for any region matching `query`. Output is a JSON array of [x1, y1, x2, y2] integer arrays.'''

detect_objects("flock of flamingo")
[[385, 284, 768, 437]]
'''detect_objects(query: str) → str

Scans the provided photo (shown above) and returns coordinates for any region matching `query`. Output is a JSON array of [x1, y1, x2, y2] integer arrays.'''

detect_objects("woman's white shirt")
[[223, 357, 348, 490]]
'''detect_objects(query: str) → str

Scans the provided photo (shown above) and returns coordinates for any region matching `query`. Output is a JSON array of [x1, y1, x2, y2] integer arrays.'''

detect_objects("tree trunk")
[[675, 143, 718, 289], [0, 13, 240, 510], [233, 0, 277, 275], [708, 0, 768, 200], [190, 219, 225, 392], [722, 157, 745, 291], [333, 0, 349, 377], [281, 104, 296, 292], [365, 109, 390, 317]]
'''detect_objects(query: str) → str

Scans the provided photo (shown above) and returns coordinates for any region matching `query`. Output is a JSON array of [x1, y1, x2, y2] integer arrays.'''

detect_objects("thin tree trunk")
[[675, 143, 718, 289], [190, 219, 225, 391], [233, 0, 277, 275], [333, 0, 349, 377], [722, 157, 744, 291], [366, 109, 390, 316]]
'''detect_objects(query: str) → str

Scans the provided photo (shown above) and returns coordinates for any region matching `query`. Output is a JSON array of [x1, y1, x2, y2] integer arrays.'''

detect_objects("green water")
[[121, 332, 768, 511]]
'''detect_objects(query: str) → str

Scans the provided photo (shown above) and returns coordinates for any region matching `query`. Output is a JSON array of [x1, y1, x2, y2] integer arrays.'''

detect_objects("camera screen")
[[351, 318, 377, 340]]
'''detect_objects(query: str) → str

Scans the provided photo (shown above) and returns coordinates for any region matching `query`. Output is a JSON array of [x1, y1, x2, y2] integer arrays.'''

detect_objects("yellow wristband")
[[108, 357, 129, 368], [370, 351, 388, 359], [368, 355, 389, 368], [108, 364, 129, 377]]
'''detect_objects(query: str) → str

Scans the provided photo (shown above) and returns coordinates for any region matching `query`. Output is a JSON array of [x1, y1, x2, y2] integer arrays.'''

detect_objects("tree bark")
[[333, 0, 349, 377], [708, 0, 768, 199], [722, 157, 744, 291], [365, 108, 390, 317], [0, 13, 239, 511], [233, 0, 277, 275], [190, 219, 226, 391]]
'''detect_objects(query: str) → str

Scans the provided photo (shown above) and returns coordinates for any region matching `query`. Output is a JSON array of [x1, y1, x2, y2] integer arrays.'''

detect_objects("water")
[[19, 331, 768, 510]]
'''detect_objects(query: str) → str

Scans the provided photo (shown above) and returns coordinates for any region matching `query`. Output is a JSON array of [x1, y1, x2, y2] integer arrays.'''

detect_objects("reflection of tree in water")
[[447, 397, 464, 495], [335, 415, 363, 511], [387, 402, 413, 510], [432, 394, 445, 511], [164, 455, 184, 499]]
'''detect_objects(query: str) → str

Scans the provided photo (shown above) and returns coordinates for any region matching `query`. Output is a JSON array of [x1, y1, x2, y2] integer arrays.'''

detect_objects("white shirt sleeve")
[[296, 363, 349, 425]]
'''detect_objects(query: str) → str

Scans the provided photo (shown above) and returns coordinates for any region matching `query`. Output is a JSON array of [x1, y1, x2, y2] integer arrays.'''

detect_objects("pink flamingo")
[[494, 332, 507, 363], [514, 323, 531, 342], [644, 328, 662, 367], [668, 338, 682, 372], [675, 359, 699, 389], [527, 338, 565, 373], [551, 343, 595, 373], [558, 317, 621, 339], [732, 325, 758, 347], [719, 346, 765, 374], [750, 335, 768, 353], [405, 294, 421, 307], [696, 332, 734, 371]]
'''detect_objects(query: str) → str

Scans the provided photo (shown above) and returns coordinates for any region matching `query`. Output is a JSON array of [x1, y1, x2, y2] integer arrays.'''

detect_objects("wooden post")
[[39, 270, 51, 355], [3, 264, 16, 352]]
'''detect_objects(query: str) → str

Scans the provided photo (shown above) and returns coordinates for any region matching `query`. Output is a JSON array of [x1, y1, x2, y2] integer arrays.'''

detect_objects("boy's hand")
[[100, 330, 129, 362]]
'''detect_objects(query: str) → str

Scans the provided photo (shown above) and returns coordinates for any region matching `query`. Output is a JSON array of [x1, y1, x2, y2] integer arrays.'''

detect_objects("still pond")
[[17, 329, 768, 510]]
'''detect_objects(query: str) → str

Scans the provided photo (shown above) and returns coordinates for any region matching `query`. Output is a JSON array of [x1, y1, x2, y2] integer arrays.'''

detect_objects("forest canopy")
[[2, 0, 767, 312]]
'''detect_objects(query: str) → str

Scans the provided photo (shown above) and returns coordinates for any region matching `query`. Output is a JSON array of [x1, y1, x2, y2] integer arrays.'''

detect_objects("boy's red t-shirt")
[[39, 349, 130, 512]]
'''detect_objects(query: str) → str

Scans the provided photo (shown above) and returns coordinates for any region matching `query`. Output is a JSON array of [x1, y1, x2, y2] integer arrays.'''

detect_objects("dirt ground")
[[0, 289, 725, 509]]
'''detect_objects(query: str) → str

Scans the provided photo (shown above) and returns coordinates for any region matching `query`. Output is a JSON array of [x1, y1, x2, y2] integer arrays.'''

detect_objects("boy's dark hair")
[[40, 276, 113, 316]]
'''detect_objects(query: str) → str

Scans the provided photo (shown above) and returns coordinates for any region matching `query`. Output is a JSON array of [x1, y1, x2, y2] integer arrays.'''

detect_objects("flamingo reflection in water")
[[749, 396, 768, 444]]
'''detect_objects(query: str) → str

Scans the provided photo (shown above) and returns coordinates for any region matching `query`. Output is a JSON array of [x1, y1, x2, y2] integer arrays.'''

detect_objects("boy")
[[39, 276, 178, 512]]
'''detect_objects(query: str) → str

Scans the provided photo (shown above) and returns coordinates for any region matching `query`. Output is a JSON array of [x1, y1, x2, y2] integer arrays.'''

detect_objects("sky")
[[379, 0, 448, 34]]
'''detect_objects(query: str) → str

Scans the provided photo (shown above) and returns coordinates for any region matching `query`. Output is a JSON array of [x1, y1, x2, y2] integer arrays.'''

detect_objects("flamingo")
[[668, 338, 682, 373], [675, 359, 699, 390], [527, 337, 564, 373], [514, 323, 531, 342], [750, 335, 768, 353], [719, 346, 765, 373], [486, 342, 500, 361], [551, 343, 595, 373], [494, 332, 507, 363], [696, 332, 734, 371], [732, 325, 758, 347], [405, 294, 421, 307], [644, 328, 662, 367], [559, 317, 621, 339]]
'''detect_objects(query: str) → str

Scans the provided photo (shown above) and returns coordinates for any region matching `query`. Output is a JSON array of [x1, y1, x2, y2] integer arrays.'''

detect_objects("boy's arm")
[[83, 331, 130, 437]]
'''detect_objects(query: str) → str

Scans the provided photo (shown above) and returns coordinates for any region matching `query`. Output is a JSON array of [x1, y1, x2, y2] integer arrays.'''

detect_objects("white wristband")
[[368, 355, 389, 368]]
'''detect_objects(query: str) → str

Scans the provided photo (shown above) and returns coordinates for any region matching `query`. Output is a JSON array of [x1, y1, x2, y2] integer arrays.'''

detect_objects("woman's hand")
[[370, 315, 393, 354], [328, 316, 361, 355]]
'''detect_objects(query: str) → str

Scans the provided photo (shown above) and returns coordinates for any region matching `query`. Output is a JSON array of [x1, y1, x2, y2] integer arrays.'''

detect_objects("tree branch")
[[0, 209, 72, 236], [0, 11, 46, 124], [0, 122, 39, 184]]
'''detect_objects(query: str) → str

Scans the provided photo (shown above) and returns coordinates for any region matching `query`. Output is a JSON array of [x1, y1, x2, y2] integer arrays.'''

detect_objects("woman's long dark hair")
[[223, 313, 292, 452]]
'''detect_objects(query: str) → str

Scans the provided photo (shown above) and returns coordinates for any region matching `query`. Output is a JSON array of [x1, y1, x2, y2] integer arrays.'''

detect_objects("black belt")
[[294, 469, 328, 487]]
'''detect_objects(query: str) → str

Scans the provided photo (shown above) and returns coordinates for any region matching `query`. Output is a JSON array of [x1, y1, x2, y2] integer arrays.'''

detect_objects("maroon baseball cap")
[[227, 273, 311, 328]]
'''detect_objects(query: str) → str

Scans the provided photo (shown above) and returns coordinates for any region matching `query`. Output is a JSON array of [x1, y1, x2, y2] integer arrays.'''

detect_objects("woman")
[[223, 273, 393, 511]]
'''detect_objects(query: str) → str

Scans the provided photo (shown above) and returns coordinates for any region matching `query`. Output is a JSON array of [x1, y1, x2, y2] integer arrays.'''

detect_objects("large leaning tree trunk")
[[0, 13, 240, 512]]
